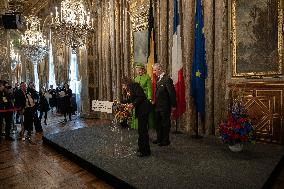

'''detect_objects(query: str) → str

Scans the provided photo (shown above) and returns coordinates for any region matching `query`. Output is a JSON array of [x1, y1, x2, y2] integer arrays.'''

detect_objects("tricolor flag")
[[172, 0, 186, 119], [191, 0, 207, 117], [147, 0, 157, 102]]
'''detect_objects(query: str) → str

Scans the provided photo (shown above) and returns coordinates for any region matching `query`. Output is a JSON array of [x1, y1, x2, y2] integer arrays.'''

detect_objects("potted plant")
[[219, 99, 255, 152]]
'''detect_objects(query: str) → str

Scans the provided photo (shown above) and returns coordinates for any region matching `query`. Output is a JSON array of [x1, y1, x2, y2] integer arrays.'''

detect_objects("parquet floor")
[[0, 113, 112, 189], [0, 113, 283, 189]]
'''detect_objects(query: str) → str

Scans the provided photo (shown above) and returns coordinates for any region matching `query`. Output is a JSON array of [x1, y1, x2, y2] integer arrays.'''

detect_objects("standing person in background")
[[55, 84, 61, 113], [0, 80, 15, 141], [152, 63, 176, 146], [13, 83, 19, 93], [62, 82, 72, 122], [131, 63, 155, 130], [14, 82, 27, 140], [39, 87, 50, 125], [48, 85, 57, 114], [27, 82, 42, 133], [13, 83, 20, 124]]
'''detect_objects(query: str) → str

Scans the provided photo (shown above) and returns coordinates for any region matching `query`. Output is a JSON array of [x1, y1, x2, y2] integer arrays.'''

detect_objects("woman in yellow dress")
[[131, 63, 155, 129]]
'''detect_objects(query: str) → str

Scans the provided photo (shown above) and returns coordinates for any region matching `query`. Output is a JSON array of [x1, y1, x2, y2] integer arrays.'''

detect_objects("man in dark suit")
[[152, 63, 177, 146]]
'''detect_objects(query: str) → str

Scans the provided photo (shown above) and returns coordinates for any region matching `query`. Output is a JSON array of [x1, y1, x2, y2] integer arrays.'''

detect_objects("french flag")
[[172, 0, 186, 119]]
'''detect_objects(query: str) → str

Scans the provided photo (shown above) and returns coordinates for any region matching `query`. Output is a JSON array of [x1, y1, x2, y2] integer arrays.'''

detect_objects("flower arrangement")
[[219, 99, 255, 145], [113, 100, 132, 125]]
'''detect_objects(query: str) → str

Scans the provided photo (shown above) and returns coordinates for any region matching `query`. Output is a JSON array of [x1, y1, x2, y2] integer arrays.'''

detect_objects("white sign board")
[[92, 100, 113, 113]]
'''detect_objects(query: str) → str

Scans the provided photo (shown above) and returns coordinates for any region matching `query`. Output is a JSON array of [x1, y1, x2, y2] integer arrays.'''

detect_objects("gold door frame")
[[230, 0, 283, 77]]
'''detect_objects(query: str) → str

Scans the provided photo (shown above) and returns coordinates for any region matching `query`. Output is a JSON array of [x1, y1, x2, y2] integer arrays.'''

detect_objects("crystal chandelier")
[[20, 16, 48, 64], [51, 0, 94, 53]]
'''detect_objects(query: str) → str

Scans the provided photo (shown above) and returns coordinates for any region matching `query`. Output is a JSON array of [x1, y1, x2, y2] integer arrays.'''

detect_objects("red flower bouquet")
[[219, 101, 255, 145]]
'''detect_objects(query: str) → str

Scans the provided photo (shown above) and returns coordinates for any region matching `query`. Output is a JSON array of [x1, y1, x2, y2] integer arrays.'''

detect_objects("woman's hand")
[[126, 103, 134, 109]]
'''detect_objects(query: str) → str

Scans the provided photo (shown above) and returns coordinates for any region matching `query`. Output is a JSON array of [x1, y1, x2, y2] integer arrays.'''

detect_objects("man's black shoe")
[[5, 136, 15, 141], [136, 152, 151, 157], [158, 142, 170, 146], [152, 140, 160, 144]]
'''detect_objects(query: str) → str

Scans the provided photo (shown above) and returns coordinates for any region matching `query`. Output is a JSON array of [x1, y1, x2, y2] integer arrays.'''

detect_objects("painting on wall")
[[134, 30, 148, 65], [129, 0, 149, 68], [231, 0, 283, 76]]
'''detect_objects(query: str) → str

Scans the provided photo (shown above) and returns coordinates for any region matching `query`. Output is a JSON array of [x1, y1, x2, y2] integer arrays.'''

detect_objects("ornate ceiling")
[[0, 0, 49, 15], [1, 0, 100, 16]]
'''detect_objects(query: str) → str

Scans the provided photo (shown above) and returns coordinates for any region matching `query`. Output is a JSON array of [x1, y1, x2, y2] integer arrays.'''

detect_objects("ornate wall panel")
[[180, 0, 195, 133], [226, 0, 284, 144], [229, 82, 284, 144], [159, 0, 169, 69], [0, 0, 8, 14], [211, 0, 229, 134], [203, 0, 215, 135], [0, 30, 10, 81], [115, 0, 122, 100]]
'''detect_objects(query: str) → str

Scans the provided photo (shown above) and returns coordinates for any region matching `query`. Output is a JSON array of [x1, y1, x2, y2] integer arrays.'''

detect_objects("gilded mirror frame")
[[230, 0, 283, 77]]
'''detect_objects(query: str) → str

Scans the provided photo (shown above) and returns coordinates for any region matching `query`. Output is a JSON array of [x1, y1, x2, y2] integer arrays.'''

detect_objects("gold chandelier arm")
[[42, 14, 53, 30]]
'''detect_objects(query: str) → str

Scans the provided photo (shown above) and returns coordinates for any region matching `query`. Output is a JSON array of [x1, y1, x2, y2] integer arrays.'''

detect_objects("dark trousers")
[[64, 112, 72, 121], [39, 111, 47, 121], [24, 108, 43, 133], [0, 112, 13, 137], [33, 111, 42, 132], [24, 107, 34, 134], [155, 111, 171, 144], [138, 113, 150, 155]]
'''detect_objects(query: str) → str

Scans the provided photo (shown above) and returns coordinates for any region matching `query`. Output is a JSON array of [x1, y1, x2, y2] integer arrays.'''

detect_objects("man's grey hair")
[[152, 63, 166, 72]]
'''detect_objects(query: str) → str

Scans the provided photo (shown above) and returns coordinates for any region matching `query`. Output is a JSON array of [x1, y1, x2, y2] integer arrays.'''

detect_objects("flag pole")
[[172, 96, 183, 134], [192, 112, 203, 139], [172, 117, 183, 134]]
